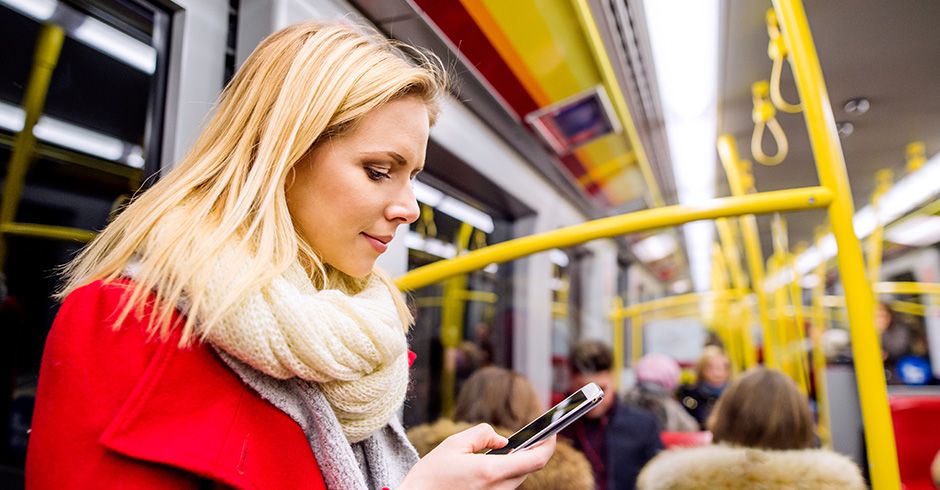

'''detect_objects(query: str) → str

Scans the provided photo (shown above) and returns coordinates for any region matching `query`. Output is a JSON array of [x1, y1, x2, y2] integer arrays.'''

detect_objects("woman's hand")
[[398, 423, 555, 490]]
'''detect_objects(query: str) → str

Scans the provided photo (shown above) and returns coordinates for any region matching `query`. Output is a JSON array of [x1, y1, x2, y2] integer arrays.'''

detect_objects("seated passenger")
[[677, 346, 730, 429], [625, 353, 699, 432], [637, 368, 865, 489], [407, 366, 595, 490], [562, 340, 663, 490]]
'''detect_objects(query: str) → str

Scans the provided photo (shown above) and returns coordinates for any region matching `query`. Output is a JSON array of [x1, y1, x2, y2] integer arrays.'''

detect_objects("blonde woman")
[[25, 22, 553, 489], [677, 345, 730, 429]]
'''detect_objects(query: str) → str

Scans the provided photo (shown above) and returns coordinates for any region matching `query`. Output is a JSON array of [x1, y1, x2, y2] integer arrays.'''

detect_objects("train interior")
[[1, 0, 939, 488]]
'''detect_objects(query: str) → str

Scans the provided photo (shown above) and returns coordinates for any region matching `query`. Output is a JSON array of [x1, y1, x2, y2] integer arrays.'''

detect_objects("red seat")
[[660, 431, 712, 449], [890, 395, 940, 490]]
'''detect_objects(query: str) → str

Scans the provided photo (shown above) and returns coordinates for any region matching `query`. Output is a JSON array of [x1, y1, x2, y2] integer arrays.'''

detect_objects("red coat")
[[26, 280, 331, 489]]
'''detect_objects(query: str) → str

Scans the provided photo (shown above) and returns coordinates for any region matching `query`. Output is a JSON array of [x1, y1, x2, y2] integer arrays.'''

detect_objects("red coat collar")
[[96, 293, 325, 489]]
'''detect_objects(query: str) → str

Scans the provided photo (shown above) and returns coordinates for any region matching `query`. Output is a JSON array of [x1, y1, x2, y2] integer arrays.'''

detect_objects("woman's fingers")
[[495, 435, 556, 479], [445, 423, 508, 453]]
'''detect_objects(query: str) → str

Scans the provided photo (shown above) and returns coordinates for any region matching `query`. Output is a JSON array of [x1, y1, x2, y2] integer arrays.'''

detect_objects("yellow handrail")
[[396, 187, 833, 291], [810, 229, 832, 447], [773, 0, 899, 486], [874, 281, 940, 297], [751, 80, 790, 166], [765, 9, 802, 113], [0, 223, 97, 243], [611, 295, 625, 387], [715, 217, 756, 368], [717, 135, 776, 369], [0, 24, 65, 269], [867, 169, 893, 285]]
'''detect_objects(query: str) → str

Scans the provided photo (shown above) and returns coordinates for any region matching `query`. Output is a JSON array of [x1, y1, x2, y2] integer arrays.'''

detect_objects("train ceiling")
[[357, 0, 940, 282]]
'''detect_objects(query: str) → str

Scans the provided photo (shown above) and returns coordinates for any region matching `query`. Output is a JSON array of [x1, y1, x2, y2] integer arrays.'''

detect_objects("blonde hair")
[[709, 367, 815, 450], [59, 21, 447, 345], [695, 345, 729, 382]]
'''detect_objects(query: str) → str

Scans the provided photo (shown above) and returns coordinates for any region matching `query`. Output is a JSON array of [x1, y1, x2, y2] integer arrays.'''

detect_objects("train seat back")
[[890, 395, 940, 489], [660, 431, 713, 449]]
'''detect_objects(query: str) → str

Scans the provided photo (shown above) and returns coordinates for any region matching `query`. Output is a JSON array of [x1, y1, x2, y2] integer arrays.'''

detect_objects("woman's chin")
[[331, 261, 375, 279]]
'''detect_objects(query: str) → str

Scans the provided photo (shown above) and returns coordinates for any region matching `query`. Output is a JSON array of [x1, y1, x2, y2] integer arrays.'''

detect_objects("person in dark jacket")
[[677, 346, 730, 429], [562, 340, 663, 490]]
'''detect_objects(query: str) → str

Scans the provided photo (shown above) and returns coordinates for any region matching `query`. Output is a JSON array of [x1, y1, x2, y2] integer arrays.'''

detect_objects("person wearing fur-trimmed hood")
[[638, 368, 865, 490]]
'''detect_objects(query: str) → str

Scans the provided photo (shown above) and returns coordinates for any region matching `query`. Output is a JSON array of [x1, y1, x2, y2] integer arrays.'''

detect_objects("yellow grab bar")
[[397, 187, 832, 291], [774, 0, 899, 486]]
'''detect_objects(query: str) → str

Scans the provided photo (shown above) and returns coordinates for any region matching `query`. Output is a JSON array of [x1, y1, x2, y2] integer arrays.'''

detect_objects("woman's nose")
[[387, 184, 420, 224]]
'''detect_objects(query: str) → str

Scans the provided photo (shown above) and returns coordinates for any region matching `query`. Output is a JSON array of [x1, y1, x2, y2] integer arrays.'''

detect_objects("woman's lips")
[[362, 233, 391, 253]]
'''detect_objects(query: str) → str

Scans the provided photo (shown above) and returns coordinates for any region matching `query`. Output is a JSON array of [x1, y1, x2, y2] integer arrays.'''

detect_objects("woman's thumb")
[[446, 423, 508, 453]]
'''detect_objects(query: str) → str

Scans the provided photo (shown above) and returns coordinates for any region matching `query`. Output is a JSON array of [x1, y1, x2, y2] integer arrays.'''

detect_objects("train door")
[[0, 0, 229, 481], [402, 168, 527, 428], [0, 1, 170, 476], [879, 247, 940, 384]]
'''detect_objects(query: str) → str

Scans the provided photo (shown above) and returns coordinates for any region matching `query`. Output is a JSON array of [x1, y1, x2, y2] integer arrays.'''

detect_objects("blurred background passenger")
[[407, 366, 595, 490], [932, 450, 940, 488], [638, 368, 865, 489], [678, 346, 730, 429], [875, 302, 930, 384], [625, 353, 699, 432], [562, 340, 662, 490]]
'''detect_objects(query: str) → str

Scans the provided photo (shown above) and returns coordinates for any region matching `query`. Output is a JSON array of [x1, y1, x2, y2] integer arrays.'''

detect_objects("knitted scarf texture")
[[199, 260, 410, 443], [127, 255, 410, 444]]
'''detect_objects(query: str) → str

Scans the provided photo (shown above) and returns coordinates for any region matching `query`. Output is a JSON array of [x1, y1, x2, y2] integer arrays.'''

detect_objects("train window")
[[403, 179, 514, 427], [550, 249, 576, 404], [0, 0, 170, 474]]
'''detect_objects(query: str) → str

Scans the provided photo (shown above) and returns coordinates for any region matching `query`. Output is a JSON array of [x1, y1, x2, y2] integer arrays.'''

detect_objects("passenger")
[[624, 353, 699, 432], [677, 345, 730, 429], [562, 340, 663, 490], [637, 367, 865, 489], [25, 22, 554, 489], [407, 366, 595, 490], [933, 450, 940, 488], [875, 302, 930, 384]]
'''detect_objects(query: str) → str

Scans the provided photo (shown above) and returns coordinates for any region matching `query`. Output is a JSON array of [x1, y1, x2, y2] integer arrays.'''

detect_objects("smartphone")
[[485, 382, 604, 455]]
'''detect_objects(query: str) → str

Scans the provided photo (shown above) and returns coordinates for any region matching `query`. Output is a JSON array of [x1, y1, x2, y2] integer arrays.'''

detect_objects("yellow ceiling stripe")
[[459, 0, 552, 106], [571, 0, 664, 207]]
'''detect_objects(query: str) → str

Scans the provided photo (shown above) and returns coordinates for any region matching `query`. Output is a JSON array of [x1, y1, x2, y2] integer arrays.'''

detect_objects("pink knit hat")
[[636, 353, 681, 391]]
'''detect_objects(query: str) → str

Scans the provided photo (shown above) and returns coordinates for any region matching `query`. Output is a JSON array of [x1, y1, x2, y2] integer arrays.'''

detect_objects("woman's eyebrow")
[[361, 151, 407, 166]]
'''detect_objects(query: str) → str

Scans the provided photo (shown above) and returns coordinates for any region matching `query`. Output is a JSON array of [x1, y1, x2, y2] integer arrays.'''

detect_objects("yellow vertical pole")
[[811, 228, 832, 448], [768, 255, 796, 382], [867, 170, 892, 285], [716, 217, 756, 368], [717, 136, 776, 369], [773, 1, 899, 486], [711, 242, 742, 372], [787, 246, 811, 395], [0, 24, 65, 269], [611, 296, 624, 388], [769, 216, 797, 383], [631, 311, 643, 366], [439, 223, 474, 417]]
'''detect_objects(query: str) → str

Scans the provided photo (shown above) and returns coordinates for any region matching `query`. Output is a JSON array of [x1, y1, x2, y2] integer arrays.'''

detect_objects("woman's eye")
[[365, 167, 391, 181]]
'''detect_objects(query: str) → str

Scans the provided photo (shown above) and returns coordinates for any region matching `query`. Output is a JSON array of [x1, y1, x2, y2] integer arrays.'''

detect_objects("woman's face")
[[702, 357, 730, 387], [286, 97, 428, 278]]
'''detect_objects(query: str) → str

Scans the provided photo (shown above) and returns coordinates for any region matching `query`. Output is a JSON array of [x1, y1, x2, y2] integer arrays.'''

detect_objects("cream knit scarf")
[[131, 255, 411, 444]]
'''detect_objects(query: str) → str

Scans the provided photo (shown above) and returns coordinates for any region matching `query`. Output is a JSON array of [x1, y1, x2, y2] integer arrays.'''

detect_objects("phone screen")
[[486, 387, 596, 455]]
